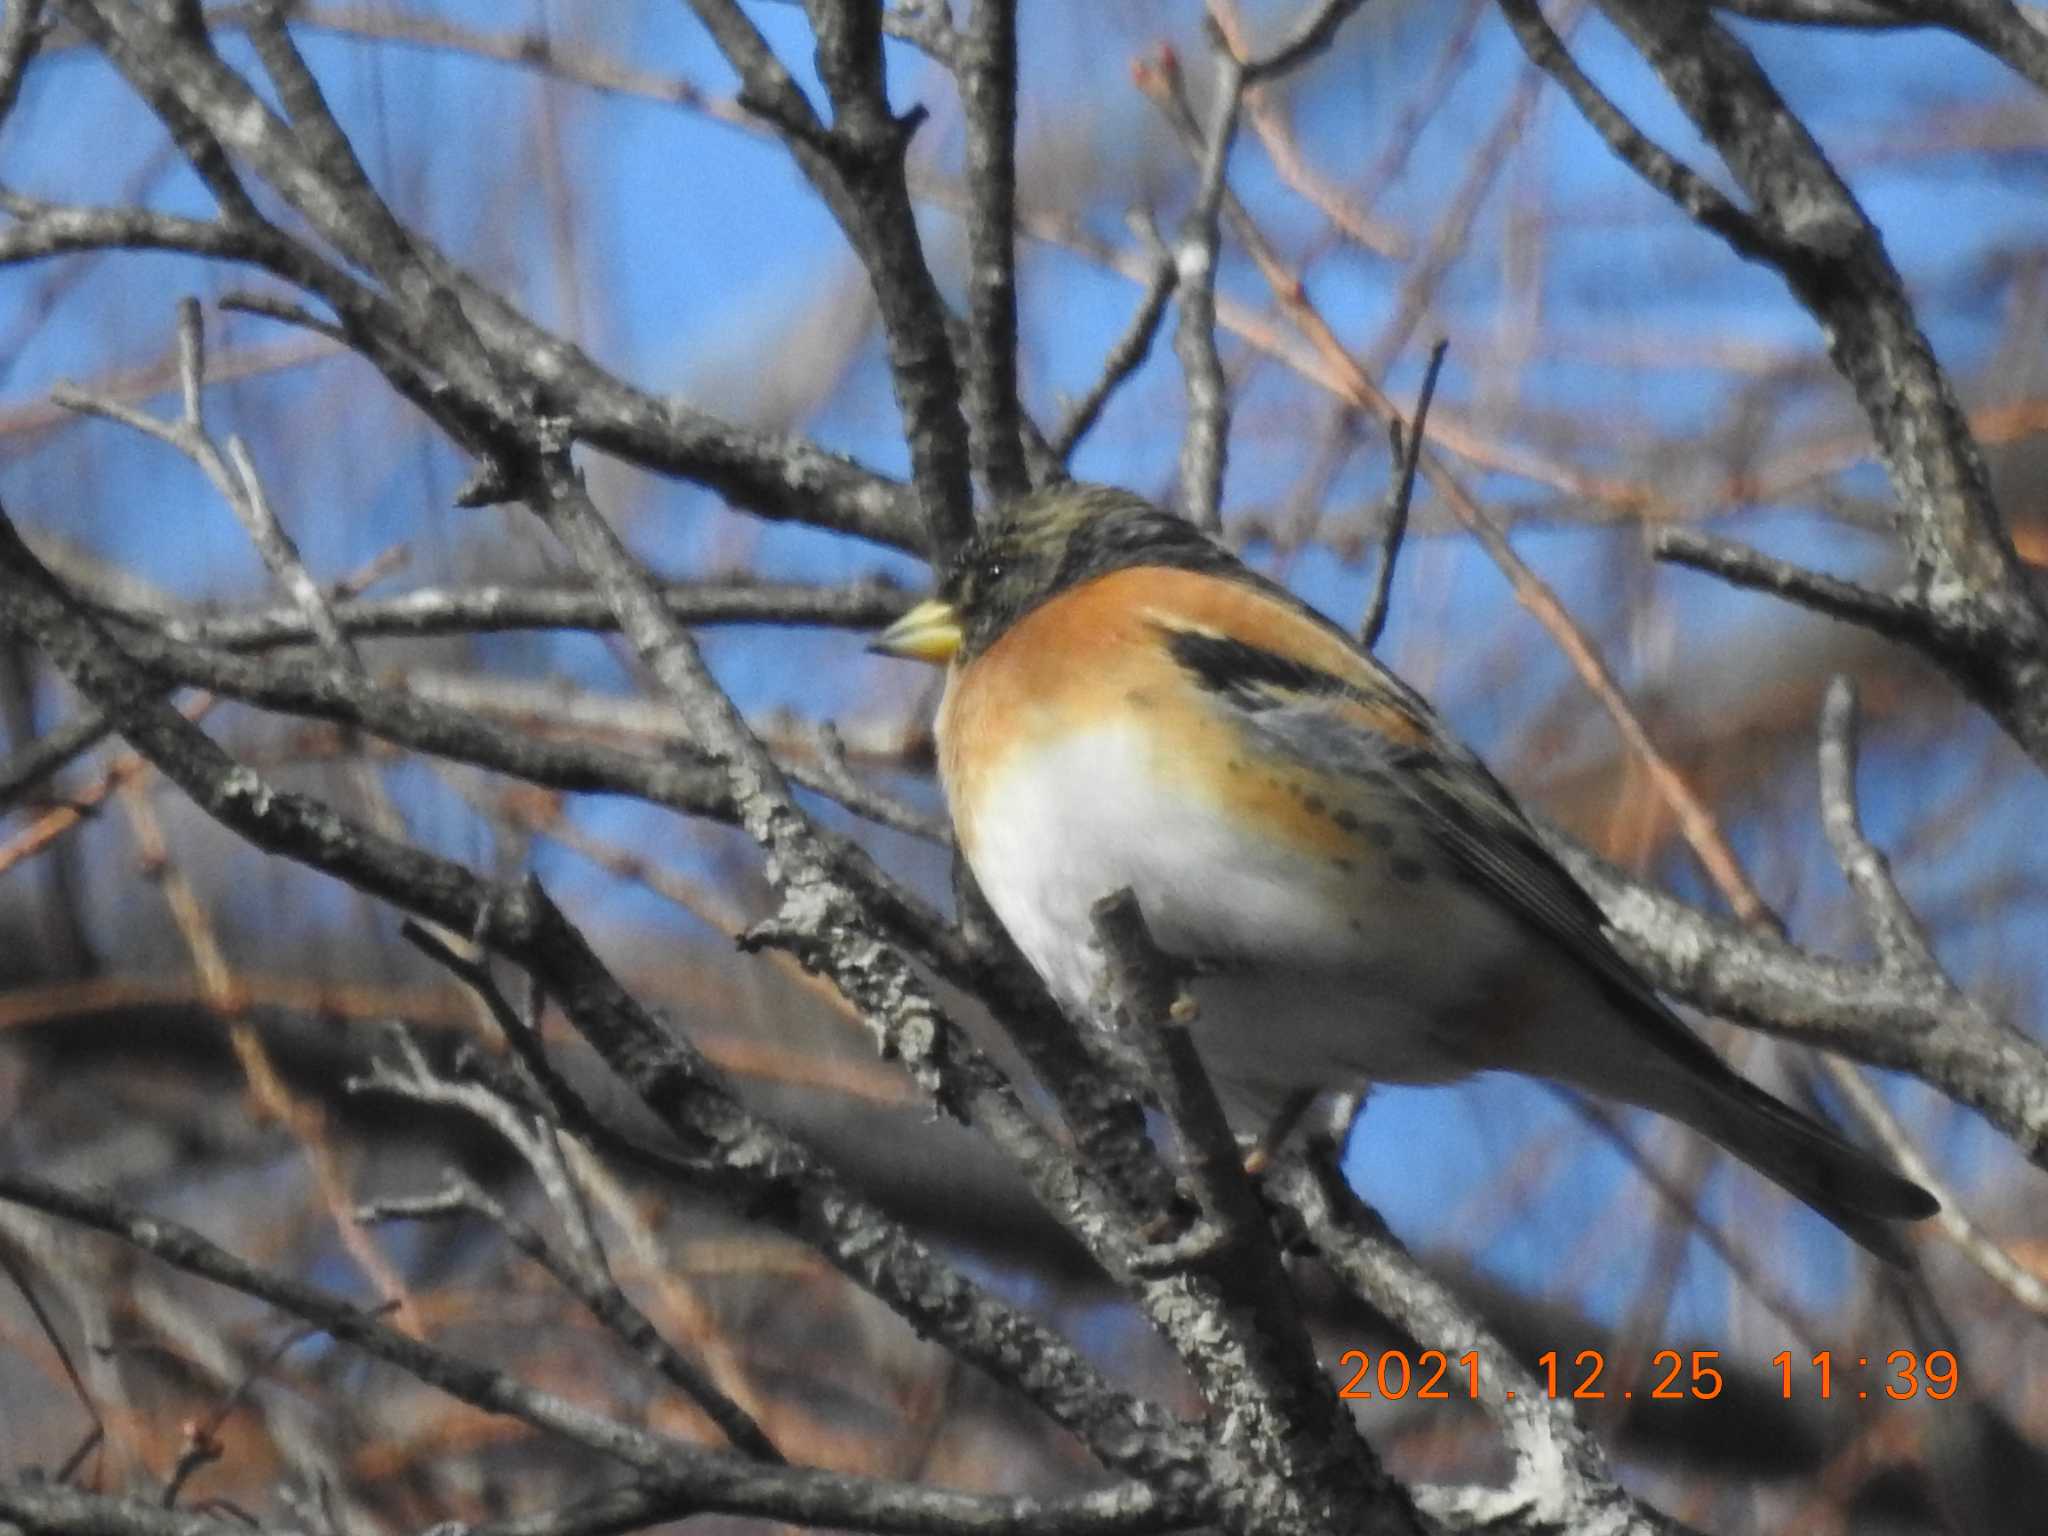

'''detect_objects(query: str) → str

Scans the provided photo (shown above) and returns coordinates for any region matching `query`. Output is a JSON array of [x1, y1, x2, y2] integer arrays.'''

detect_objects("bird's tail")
[[1643, 1063, 1938, 1267]]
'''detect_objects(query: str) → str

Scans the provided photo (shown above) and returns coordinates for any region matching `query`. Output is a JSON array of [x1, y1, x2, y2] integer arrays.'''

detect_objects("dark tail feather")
[[1661, 1068, 1939, 1267]]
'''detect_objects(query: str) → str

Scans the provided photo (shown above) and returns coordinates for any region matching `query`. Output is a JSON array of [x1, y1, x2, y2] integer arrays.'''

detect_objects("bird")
[[871, 482, 1938, 1263]]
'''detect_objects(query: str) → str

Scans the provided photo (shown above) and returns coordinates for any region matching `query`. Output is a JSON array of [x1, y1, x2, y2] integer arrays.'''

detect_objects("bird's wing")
[[1153, 610, 1688, 1036]]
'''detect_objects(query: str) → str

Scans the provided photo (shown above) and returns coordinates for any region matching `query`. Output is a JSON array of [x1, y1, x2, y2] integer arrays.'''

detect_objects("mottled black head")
[[871, 483, 1245, 665]]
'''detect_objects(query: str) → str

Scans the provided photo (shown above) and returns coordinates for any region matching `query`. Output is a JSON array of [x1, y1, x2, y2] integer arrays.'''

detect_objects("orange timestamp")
[[1334, 1348, 1959, 1402]]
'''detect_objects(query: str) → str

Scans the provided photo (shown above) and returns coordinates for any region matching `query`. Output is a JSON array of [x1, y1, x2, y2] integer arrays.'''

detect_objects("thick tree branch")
[[1810, 679, 2048, 1311], [959, 0, 1030, 500], [0, 498, 1211, 1496], [458, 1473, 1192, 1536], [1266, 1156, 1700, 1536], [1088, 893, 1359, 1510], [1, 148, 925, 558], [1497, 0, 1781, 262], [686, 0, 974, 560], [0, 1173, 1201, 1536], [1551, 833, 2048, 1166], [1710, 1, 2048, 95], [1167, 43, 1245, 532], [0, 0, 47, 135], [1583, 0, 2048, 767], [0, 1484, 306, 1536], [128, 574, 911, 650]]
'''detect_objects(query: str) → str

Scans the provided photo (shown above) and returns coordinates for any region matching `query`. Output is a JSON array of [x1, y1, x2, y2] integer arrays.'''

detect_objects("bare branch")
[[0, 0, 47, 134], [960, 0, 1030, 499], [1552, 834, 2048, 1166], [0, 1167, 689, 1472], [1359, 337, 1446, 650], [1709, 1, 2048, 95], [1653, 527, 1935, 643], [1089, 890, 1286, 1306], [1590, 0, 2048, 767], [0, 709, 115, 810], [0, 1483, 310, 1536], [686, 0, 975, 560], [1825, 1056, 2048, 1318], [1, 128, 925, 556], [131, 574, 910, 650], [1709, 0, 1945, 22], [356, 1079, 783, 1463], [0, 1170, 1206, 1534], [1496, 0, 1783, 262], [1050, 244, 1177, 465], [52, 1, 260, 224], [1814, 677, 2048, 1315], [1168, 41, 1246, 531], [1816, 677, 1942, 976], [0, 499, 1213, 1492], [1265, 1155, 1698, 1536], [161, 1317, 334, 1508], [1236, 0, 1372, 85], [462, 1472, 1192, 1536]]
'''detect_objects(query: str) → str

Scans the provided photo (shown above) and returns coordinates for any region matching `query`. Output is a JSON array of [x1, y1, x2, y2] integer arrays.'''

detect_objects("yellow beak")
[[869, 598, 964, 664]]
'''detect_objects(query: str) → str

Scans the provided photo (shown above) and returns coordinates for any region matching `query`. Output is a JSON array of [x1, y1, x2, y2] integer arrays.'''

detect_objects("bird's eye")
[[981, 559, 1005, 586]]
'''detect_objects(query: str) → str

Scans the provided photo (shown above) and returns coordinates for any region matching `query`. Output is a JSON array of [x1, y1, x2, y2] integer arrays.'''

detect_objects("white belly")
[[958, 723, 1532, 1126]]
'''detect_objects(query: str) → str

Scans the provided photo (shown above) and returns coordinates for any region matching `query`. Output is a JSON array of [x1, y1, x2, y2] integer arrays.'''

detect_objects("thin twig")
[[1235, 0, 1371, 85], [1823, 1056, 2048, 1318], [0, 1163, 681, 1473], [216, 287, 350, 346], [1208, 0, 1405, 258], [1360, 338, 1447, 650], [1816, 678, 1941, 977], [113, 765, 419, 1324], [356, 1105, 782, 1461], [1051, 244, 1176, 464], [0, 695, 220, 872], [161, 1318, 338, 1507], [0, 1241, 103, 1482]]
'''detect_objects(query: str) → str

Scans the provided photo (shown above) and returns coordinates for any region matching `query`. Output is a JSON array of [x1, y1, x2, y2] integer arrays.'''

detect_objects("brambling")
[[874, 483, 1937, 1262]]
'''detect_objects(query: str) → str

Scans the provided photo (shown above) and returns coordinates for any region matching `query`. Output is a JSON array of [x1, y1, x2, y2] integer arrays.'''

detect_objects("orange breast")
[[937, 565, 1418, 867]]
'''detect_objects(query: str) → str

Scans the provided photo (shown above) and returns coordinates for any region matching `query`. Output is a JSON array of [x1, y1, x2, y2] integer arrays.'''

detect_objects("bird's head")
[[869, 482, 1237, 665]]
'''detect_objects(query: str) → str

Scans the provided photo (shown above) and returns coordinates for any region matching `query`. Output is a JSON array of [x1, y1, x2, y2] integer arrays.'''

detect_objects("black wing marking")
[[1158, 626, 1346, 707], [1158, 617, 1700, 1041]]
